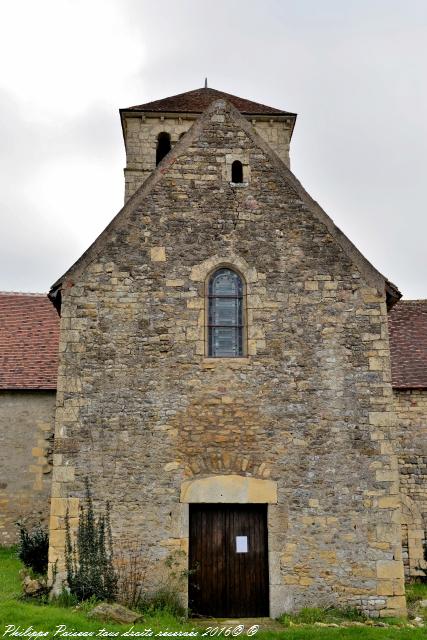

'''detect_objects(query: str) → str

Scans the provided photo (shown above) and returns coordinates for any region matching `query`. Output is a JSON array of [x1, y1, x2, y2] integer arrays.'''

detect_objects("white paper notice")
[[236, 536, 248, 553]]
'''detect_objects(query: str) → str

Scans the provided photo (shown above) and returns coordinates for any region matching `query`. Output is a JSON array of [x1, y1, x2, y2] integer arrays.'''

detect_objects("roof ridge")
[[397, 299, 427, 304], [0, 291, 48, 297]]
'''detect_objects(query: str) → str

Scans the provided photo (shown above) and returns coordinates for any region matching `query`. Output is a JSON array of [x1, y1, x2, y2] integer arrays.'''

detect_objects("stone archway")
[[400, 493, 427, 578]]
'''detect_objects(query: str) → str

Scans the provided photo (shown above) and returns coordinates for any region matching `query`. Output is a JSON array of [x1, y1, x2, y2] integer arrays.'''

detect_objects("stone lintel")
[[180, 474, 277, 504]]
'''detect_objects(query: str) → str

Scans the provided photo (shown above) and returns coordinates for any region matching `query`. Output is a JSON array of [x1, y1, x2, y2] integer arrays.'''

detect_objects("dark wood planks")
[[189, 504, 269, 617]]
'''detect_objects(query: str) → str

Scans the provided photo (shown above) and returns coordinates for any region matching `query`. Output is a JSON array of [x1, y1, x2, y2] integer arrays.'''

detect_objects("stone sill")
[[202, 357, 251, 369], [229, 182, 249, 188]]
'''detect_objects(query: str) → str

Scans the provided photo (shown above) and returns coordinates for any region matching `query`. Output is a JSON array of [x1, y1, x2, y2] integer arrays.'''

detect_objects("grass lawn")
[[1, 547, 427, 639]]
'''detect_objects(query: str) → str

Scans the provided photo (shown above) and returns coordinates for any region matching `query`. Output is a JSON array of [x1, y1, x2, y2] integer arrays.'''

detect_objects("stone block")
[[52, 466, 75, 482], [378, 496, 399, 509], [304, 281, 318, 291], [376, 580, 393, 596], [393, 580, 405, 596], [380, 596, 406, 611], [49, 529, 66, 549], [150, 247, 166, 262], [369, 412, 395, 427], [377, 560, 404, 580], [164, 461, 180, 471], [51, 497, 79, 517], [376, 470, 397, 482]]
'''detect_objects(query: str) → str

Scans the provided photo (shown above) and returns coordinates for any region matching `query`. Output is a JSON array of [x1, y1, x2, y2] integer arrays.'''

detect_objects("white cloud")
[[0, 0, 426, 297], [0, 0, 144, 119]]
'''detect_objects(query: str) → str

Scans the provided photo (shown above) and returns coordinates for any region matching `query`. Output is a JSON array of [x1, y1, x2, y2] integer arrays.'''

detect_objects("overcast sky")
[[0, 0, 426, 298]]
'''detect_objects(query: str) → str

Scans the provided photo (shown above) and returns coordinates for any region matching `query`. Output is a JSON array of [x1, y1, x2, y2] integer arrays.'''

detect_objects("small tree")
[[65, 478, 118, 601], [16, 521, 49, 575]]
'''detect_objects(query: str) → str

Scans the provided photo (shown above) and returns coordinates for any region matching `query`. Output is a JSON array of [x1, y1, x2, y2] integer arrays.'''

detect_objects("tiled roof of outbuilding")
[[0, 292, 59, 390], [388, 300, 427, 389], [122, 87, 296, 116]]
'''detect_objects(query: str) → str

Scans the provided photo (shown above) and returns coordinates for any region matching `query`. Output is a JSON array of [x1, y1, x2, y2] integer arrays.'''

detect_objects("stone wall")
[[0, 391, 55, 544], [123, 113, 292, 201], [394, 389, 427, 577], [49, 100, 405, 617]]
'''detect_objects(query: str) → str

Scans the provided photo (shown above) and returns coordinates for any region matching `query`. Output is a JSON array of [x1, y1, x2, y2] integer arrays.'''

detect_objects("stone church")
[[1, 87, 426, 619]]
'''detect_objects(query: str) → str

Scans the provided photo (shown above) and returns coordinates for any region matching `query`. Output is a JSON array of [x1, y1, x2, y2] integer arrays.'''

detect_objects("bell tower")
[[120, 86, 297, 202]]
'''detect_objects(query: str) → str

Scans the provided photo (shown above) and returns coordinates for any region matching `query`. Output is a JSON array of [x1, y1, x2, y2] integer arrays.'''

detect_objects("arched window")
[[208, 268, 244, 357], [231, 160, 243, 183], [156, 132, 171, 165]]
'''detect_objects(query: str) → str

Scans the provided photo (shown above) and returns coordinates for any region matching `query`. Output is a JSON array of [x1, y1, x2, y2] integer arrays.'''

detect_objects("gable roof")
[[50, 98, 400, 312], [0, 292, 59, 390], [388, 300, 427, 389], [121, 87, 296, 117]]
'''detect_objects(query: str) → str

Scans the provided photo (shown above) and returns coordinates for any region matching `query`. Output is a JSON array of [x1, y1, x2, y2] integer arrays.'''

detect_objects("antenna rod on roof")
[[204, 77, 208, 89]]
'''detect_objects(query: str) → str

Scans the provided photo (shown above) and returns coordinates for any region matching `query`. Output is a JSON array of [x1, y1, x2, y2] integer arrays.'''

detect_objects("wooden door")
[[189, 504, 269, 617]]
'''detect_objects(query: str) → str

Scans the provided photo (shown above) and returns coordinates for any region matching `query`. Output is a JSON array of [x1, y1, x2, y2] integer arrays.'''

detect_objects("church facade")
[[1, 87, 426, 619], [45, 87, 412, 618]]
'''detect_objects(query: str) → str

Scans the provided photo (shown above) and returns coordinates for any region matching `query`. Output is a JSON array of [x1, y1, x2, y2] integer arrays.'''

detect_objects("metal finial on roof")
[[204, 77, 208, 89]]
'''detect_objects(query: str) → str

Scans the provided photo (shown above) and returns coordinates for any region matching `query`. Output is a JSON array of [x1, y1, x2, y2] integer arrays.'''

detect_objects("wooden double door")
[[188, 504, 269, 617]]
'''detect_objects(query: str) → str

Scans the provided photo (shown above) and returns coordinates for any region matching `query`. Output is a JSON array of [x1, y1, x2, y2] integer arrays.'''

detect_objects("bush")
[[138, 551, 187, 617], [139, 586, 186, 618], [16, 522, 49, 575], [50, 588, 79, 608], [65, 478, 118, 602], [116, 545, 148, 610]]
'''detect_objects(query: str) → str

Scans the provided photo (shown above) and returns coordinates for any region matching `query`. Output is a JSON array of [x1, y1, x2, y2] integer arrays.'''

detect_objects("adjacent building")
[[0, 293, 58, 543]]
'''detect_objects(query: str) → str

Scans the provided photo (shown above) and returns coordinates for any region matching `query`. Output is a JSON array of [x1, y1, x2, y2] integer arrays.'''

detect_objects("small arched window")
[[208, 268, 244, 357], [156, 132, 171, 165], [231, 160, 243, 183]]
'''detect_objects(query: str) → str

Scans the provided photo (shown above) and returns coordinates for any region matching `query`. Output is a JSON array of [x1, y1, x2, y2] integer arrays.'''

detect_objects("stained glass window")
[[208, 268, 244, 357]]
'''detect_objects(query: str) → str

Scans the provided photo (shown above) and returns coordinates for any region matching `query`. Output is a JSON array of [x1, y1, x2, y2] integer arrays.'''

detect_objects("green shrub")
[[16, 522, 49, 575], [139, 586, 186, 618], [406, 580, 427, 604], [50, 588, 79, 608], [126, 551, 187, 618], [278, 606, 367, 626], [65, 478, 118, 602]]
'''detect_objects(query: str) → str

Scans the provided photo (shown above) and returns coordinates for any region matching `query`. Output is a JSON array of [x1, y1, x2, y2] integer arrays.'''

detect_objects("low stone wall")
[[394, 389, 427, 577], [0, 391, 55, 544]]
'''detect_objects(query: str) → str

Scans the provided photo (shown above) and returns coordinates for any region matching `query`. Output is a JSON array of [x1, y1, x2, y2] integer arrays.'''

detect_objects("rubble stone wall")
[[0, 391, 55, 544], [394, 389, 427, 577]]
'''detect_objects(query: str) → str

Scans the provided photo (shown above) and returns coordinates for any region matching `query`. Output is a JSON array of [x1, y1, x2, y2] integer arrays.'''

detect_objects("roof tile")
[[0, 292, 59, 390], [388, 300, 427, 389], [123, 87, 296, 116]]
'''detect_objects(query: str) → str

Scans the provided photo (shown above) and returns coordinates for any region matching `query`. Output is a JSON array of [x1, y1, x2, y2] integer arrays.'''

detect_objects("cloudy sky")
[[0, 0, 426, 298]]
